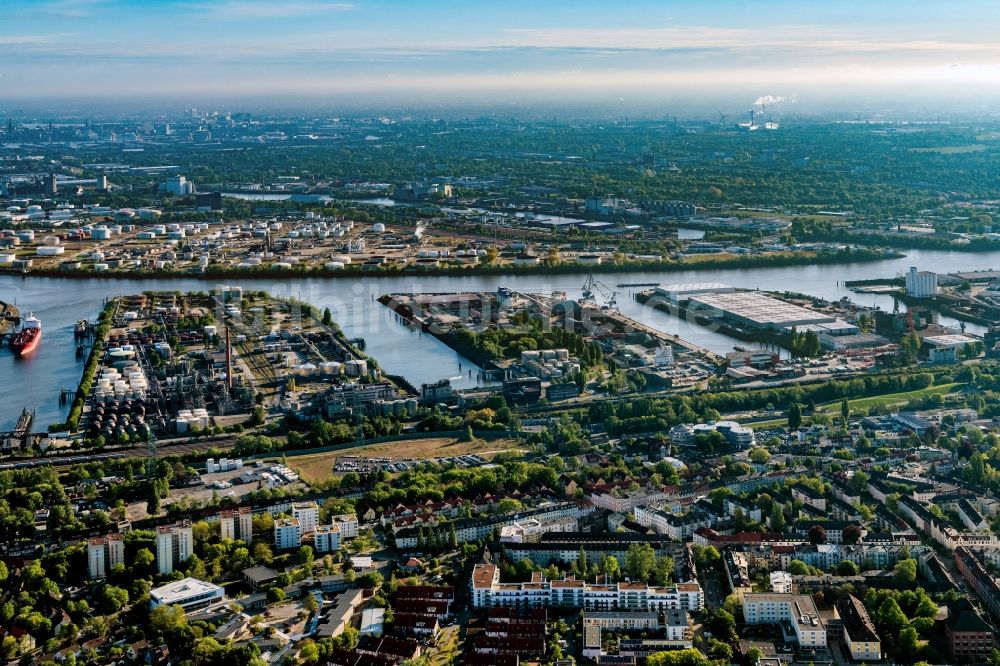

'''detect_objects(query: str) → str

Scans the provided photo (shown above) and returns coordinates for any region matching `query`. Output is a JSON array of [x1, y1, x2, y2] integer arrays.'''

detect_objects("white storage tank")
[[325, 261, 345, 270], [320, 361, 342, 376], [37, 246, 65, 256], [204, 325, 218, 337], [344, 359, 368, 376], [372, 223, 386, 233], [331, 255, 352, 264]]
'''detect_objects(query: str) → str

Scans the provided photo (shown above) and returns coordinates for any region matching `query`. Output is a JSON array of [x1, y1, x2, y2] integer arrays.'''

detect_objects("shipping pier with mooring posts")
[[0, 408, 47, 454], [0, 301, 21, 343]]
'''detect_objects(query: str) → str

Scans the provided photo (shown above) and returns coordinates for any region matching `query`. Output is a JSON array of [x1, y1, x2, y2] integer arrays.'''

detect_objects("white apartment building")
[[499, 515, 578, 543], [218, 506, 253, 544], [87, 533, 125, 579], [275, 518, 301, 550], [314, 524, 342, 553], [156, 521, 194, 575], [633, 506, 712, 540], [471, 564, 703, 612], [770, 571, 794, 594], [743, 594, 827, 648], [292, 501, 319, 535], [332, 514, 359, 539]]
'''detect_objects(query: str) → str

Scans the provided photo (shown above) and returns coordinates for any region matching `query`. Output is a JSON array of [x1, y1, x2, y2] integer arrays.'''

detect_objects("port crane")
[[581, 273, 619, 311]]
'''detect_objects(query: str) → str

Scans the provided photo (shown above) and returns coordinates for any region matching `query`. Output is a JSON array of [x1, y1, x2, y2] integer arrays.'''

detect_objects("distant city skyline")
[[2, 0, 999, 107]]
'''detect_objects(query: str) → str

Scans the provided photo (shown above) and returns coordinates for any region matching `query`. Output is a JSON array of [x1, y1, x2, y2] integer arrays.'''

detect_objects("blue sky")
[[2, 0, 999, 104]]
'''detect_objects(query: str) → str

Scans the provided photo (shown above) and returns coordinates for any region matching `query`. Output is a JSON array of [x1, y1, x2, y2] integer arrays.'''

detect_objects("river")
[[2, 247, 999, 430]]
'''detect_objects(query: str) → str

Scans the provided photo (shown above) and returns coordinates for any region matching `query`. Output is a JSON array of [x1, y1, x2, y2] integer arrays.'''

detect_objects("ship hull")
[[11, 329, 40, 356]]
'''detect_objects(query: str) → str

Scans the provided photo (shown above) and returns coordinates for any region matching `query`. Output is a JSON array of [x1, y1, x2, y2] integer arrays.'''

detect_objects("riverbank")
[[0, 247, 901, 281]]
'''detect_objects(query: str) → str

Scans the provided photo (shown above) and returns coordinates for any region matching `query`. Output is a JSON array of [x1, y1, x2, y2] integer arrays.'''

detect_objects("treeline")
[[583, 370, 940, 436]]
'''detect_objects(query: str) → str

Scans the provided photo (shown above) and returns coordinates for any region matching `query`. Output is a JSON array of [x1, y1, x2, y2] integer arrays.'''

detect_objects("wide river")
[[2, 247, 999, 430]]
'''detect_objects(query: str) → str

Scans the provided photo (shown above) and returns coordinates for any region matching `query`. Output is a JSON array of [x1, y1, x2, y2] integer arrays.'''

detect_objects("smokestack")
[[225, 325, 233, 389]]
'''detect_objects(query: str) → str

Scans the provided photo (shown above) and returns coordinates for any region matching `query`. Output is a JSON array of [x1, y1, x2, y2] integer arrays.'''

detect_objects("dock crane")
[[581, 273, 619, 311]]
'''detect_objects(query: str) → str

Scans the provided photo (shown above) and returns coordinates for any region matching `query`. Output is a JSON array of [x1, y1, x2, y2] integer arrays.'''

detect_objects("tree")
[[787, 560, 810, 576], [578, 546, 588, 578], [837, 560, 860, 575], [322, 307, 333, 326], [841, 399, 850, 423], [894, 558, 917, 585], [897, 626, 920, 662], [808, 524, 827, 545], [842, 524, 863, 545], [749, 448, 770, 463], [878, 597, 910, 634], [603, 555, 620, 581], [788, 402, 802, 430], [266, 587, 285, 603], [253, 542, 274, 565], [769, 504, 786, 532], [625, 543, 657, 582]]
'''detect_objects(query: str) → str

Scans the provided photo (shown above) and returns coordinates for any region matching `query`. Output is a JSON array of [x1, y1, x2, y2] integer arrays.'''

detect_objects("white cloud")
[[190, 0, 355, 19]]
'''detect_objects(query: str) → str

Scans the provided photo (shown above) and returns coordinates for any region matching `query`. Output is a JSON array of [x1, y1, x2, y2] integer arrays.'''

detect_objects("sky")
[[2, 0, 1000, 111]]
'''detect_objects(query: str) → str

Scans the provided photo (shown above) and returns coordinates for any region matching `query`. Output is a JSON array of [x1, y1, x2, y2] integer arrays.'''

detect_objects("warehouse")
[[653, 282, 735, 304], [686, 291, 836, 331]]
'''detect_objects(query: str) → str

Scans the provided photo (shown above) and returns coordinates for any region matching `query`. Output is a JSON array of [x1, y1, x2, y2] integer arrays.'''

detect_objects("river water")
[[3, 247, 998, 430]]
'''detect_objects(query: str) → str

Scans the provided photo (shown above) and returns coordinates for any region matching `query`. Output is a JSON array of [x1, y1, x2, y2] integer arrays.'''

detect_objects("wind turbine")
[[718, 111, 729, 127]]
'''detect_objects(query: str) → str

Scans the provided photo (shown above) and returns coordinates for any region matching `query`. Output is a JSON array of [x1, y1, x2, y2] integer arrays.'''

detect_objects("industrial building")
[[923, 334, 979, 363], [685, 291, 837, 331], [653, 283, 736, 305], [905, 266, 938, 298]]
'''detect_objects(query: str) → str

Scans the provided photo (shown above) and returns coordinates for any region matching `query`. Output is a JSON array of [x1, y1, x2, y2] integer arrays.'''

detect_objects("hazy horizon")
[[2, 0, 1000, 116]]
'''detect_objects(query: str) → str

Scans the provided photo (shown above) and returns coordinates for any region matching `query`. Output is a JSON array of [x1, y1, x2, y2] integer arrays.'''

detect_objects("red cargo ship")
[[11, 314, 41, 356]]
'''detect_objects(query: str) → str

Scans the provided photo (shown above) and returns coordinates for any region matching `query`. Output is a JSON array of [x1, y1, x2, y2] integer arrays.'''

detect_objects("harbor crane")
[[581, 273, 619, 311]]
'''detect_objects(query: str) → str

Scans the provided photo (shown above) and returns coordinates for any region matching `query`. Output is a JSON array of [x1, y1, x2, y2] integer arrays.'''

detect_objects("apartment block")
[[156, 521, 193, 575]]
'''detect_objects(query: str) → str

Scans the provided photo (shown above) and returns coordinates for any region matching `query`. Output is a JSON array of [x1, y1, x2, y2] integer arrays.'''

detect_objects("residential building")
[[219, 506, 253, 544], [837, 594, 881, 661], [293, 501, 320, 534], [394, 502, 593, 549], [770, 571, 793, 594], [633, 506, 712, 540], [742, 594, 827, 648], [156, 520, 193, 575], [332, 514, 360, 539], [471, 564, 703, 611], [275, 518, 302, 550], [724, 550, 753, 600], [945, 600, 996, 663], [87, 533, 125, 579], [315, 524, 343, 553]]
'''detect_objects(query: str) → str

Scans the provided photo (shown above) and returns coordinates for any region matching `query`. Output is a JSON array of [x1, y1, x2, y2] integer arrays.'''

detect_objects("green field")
[[814, 382, 963, 414], [745, 382, 964, 430]]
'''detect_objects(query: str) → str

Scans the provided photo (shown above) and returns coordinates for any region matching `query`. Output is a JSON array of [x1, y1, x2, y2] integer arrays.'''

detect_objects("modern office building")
[[149, 578, 224, 611]]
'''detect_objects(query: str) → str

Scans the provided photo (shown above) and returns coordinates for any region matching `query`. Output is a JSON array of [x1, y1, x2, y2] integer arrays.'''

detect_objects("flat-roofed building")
[[149, 578, 224, 611], [743, 593, 827, 649]]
